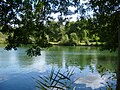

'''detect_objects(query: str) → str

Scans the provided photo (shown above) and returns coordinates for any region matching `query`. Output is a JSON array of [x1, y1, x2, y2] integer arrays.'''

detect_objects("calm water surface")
[[0, 46, 117, 90]]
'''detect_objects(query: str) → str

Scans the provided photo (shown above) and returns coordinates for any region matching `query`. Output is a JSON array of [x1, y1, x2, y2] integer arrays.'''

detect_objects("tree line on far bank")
[[0, 18, 102, 46], [47, 18, 102, 46]]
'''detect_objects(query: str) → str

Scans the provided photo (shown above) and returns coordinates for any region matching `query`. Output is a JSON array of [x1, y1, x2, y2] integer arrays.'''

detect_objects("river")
[[0, 46, 117, 90]]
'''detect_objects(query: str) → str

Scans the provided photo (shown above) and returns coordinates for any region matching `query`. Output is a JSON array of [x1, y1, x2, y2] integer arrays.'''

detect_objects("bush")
[[59, 34, 70, 45], [69, 33, 80, 46]]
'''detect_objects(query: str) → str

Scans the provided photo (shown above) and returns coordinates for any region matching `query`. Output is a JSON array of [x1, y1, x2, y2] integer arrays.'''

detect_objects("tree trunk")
[[116, 11, 120, 90]]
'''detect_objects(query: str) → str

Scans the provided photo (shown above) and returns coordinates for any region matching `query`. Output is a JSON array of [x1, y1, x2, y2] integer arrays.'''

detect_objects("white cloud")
[[74, 72, 107, 89]]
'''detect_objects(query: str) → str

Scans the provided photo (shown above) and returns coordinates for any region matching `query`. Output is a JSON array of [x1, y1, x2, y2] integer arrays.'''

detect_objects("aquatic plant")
[[35, 65, 116, 90], [35, 68, 74, 90]]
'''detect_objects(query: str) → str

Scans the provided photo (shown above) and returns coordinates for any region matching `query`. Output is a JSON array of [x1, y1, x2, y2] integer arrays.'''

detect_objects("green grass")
[[49, 41, 103, 46], [0, 32, 6, 44], [49, 42, 59, 45]]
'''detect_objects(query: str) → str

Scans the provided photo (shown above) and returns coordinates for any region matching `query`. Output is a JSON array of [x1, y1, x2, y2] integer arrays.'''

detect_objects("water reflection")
[[0, 46, 117, 90], [45, 46, 117, 71]]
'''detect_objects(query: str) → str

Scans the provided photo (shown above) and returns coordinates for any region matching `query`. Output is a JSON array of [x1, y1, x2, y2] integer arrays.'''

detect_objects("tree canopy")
[[0, 0, 119, 55], [88, 0, 120, 89], [1, 0, 119, 51], [87, 0, 120, 51], [0, 0, 82, 49], [0, 0, 119, 57]]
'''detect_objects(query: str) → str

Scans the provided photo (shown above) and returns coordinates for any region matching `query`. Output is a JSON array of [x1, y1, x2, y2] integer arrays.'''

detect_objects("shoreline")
[[0, 42, 104, 47], [49, 42, 104, 47]]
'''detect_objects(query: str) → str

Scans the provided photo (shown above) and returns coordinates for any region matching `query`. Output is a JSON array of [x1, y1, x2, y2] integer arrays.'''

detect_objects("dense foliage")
[[88, 0, 120, 90], [88, 0, 120, 51], [0, 0, 102, 50], [0, 0, 82, 50], [1, 0, 115, 49]]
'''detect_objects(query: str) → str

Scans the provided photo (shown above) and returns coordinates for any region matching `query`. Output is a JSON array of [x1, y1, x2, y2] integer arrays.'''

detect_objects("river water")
[[0, 46, 117, 90]]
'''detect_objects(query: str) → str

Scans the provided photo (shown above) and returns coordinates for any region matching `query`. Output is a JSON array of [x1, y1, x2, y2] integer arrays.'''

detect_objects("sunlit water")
[[0, 46, 117, 90]]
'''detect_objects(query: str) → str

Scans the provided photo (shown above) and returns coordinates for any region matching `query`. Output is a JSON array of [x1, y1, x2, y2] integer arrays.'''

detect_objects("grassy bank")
[[49, 41, 104, 46], [0, 32, 6, 44]]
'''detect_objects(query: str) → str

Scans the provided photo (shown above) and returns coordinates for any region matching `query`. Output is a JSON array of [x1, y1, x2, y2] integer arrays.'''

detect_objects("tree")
[[46, 21, 64, 42], [0, 0, 82, 55], [70, 32, 79, 45], [88, 0, 120, 89], [65, 19, 90, 42], [88, 0, 119, 51]]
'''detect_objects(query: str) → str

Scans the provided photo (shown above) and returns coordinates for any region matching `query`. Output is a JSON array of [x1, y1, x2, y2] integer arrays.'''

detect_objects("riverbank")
[[49, 41, 104, 46], [0, 40, 103, 47], [0, 32, 6, 44]]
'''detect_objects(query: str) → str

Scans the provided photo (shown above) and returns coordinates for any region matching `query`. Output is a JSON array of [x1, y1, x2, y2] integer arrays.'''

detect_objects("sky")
[[51, 6, 79, 21], [51, 0, 93, 21], [11, 0, 92, 28]]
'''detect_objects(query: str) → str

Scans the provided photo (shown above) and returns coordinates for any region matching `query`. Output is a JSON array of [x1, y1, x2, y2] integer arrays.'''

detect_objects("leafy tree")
[[65, 20, 84, 42], [69, 32, 79, 45], [65, 18, 98, 45], [0, 0, 81, 50], [88, 0, 119, 51], [88, 0, 120, 89], [59, 34, 69, 45], [46, 21, 64, 42]]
